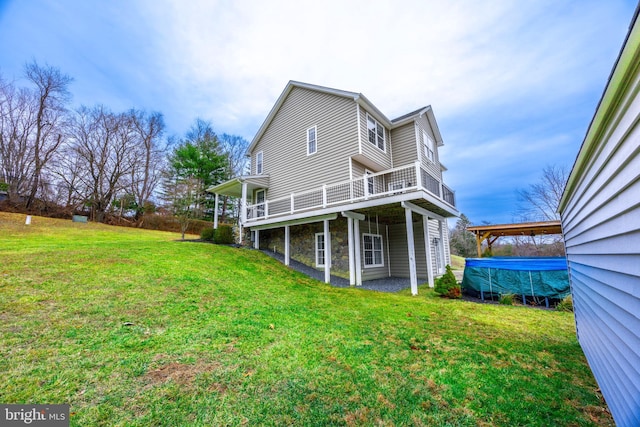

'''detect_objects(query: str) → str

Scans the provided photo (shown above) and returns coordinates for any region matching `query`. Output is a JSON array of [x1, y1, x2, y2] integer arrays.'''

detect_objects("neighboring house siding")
[[415, 115, 442, 181], [252, 87, 358, 200], [359, 108, 392, 170], [559, 15, 640, 427], [390, 122, 418, 168]]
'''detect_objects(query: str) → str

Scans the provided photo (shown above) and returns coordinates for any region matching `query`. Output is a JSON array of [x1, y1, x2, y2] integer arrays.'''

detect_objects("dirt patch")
[[145, 361, 221, 387]]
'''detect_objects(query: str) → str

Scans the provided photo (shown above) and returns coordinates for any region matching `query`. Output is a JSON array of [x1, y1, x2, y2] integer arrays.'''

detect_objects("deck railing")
[[245, 161, 455, 221]]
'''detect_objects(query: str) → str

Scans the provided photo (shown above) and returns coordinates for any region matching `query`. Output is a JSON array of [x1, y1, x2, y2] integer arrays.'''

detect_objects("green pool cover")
[[462, 257, 570, 300]]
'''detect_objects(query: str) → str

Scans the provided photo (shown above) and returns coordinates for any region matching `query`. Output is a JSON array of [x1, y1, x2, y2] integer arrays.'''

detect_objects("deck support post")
[[284, 225, 290, 266], [239, 182, 248, 244], [347, 217, 355, 285], [323, 219, 331, 283], [254, 230, 259, 250], [354, 219, 362, 286], [423, 215, 434, 288], [213, 193, 219, 229], [405, 207, 418, 295]]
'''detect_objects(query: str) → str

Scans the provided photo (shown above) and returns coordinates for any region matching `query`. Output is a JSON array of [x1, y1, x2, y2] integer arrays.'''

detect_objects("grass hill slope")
[[0, 213, 611, 426]]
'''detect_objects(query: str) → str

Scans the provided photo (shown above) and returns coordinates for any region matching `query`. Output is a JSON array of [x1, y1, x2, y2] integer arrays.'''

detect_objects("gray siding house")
[[558, 7, 640, 427], [210, 81, 459, 294]]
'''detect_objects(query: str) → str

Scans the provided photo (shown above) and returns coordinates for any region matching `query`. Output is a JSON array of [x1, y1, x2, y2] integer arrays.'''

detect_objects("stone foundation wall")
[[259, 218, 350, 278]]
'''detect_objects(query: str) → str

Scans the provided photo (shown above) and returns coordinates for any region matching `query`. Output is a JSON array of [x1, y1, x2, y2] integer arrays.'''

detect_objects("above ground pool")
[[462, 257, 570, 306]]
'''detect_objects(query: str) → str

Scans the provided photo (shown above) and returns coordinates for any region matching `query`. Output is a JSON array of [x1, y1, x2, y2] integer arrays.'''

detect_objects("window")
[[367, 114, 385, 151], [307, 126, 317, 155], [256, 151, 263, 174], [423, 131, 435, 163], [315, 233, 325, 267], [363, 234, 383, 267], [255, 189, 265, 218]]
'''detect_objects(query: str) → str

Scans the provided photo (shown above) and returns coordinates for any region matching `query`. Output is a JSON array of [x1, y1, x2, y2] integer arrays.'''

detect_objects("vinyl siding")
[[390, 122, 418, 167], [359, 108, 392, 170], [388, 218, 448, 280], [414, 115, 442, 181], [251, 87, 359, 200], [559, 21, 640, 427]]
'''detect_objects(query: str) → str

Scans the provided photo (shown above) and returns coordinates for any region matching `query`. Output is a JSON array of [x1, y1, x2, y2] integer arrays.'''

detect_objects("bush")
[[499, 294, 514, 305], [556, 295, 574, 312], [214, 225, 235, 244], [200, 228, 215, 241], [434, 265, 461, 299]]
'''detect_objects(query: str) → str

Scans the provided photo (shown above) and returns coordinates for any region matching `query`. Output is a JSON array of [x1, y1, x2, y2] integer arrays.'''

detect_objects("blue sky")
[[0, 0, 636, 225]]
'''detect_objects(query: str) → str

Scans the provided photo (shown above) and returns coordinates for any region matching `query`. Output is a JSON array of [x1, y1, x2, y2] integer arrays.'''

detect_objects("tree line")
[[0, 61, 248, 225]]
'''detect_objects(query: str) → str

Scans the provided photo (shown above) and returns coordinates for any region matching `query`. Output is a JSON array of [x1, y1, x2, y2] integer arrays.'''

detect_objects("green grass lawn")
[[0, 212, 611, 426]]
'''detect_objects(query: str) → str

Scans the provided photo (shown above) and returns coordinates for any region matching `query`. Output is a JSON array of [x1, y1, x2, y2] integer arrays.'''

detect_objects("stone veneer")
[[258, 217, 350, 279]]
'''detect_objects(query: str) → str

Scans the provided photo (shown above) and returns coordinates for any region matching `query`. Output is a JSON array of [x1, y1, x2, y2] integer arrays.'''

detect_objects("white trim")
[[307, 125, 317, 156], [356, 104, 362, 154], [366, 113, 386, 152], [256, 151, 263, 175], [255, 189, 266, 218], [341, 211, 365, 221], [423, 215, 434, 288], [247, 191, 456, 228], [315, 232, 326, 267], [386, 225, 391, 277], [362, 233, 384, 268], [250, 213, 338, 231], [414, 121, 421, 163]]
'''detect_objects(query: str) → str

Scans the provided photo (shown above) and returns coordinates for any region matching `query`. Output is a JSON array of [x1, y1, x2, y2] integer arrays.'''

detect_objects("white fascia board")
[[341, 211, 366, 221], [356, 95, 391, 127], [250, 213, 338, 230], [401, 201, 446, 221], [245, 191, 457, 229]]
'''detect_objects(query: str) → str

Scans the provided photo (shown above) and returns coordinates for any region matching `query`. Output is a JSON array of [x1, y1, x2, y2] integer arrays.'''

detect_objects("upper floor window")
[[256, 151, 263, 174], [307, 126, 317, 155], [423, 131, 435, 163], [367, 114, 385, 151], [363, 233, 383, 267]]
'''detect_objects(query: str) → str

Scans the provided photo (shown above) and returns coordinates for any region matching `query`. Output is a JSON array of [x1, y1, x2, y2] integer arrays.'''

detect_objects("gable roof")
[[247, 81, 445, 153]]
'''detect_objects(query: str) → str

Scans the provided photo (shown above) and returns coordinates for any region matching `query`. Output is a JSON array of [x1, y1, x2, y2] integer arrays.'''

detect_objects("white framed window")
[[255, 189, 265, 218], [367, 114, 385, 151], [256, 151, 263, 174], [307, 126, 317, 155], [315, 232, 325, 267], [363, 233, 383, 267], [423, 131, 435, 163]]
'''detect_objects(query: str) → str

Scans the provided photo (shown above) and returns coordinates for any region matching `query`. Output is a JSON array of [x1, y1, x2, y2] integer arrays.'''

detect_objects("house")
[[209, 81, 459, 295], [558, 6, 640, 427]]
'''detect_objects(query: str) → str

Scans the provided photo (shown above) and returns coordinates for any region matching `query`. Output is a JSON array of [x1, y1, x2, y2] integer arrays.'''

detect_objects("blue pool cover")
[[464, 257, 568, 271]]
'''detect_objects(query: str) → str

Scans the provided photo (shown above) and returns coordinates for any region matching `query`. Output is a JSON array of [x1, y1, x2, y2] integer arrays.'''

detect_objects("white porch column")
[[438, 219, 445, 274], [213, 193, 219, 229], [354, 219, 362, 286], [284, 225, 290, 266], [347, 217, 355, 285], [239, 182, 248, 244], [405, 207, 418, 295], [423, 215, 434, 288], [254, 230, 259, 250], [323, 219, 331, 284]]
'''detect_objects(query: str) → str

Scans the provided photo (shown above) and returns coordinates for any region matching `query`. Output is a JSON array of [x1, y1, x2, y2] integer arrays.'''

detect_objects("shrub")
[[556, 295, 574, 312], [499, 293, 514, 305], [214, 225, 235, 244], [434, 265, 461, 299], [200, 228, 215, 241]]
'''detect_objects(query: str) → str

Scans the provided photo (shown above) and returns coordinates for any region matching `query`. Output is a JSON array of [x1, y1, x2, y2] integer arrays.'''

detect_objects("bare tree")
[[23, 61, 73, 209], [70, 105, 137, 222], [218, 133, 249, 222], [129, 109, 166, 219], [516, 164, 569, 222], [0, 79, 37, 203]]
